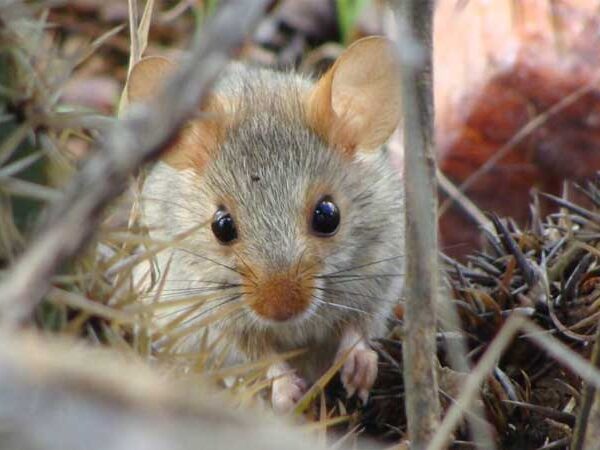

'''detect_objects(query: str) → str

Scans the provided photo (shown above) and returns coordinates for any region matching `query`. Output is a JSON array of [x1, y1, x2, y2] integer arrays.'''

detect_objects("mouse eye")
[[311, 196, 340, 237], [212, 207, 238, 244]]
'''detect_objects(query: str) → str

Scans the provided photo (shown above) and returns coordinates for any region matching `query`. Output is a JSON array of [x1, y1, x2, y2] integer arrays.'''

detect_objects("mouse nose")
[[247, 272, 312, 322]]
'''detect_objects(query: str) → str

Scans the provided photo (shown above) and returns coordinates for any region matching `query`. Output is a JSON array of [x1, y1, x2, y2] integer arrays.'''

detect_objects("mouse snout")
[[246, 271, 314, 322]]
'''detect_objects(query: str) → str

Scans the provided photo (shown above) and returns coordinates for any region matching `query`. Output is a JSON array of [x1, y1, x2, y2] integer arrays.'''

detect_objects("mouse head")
[[129, 37, 403, 331]]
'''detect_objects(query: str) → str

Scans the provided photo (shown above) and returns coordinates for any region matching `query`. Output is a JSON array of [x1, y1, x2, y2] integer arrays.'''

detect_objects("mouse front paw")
[[337, 332, 378, 404], [268, 363, 308, 413]]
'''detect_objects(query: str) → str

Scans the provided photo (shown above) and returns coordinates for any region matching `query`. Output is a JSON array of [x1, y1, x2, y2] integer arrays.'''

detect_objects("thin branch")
[[0, 0, 269, 326], [392, 1, 441, 448], [436, 168, 494, 234], [520, 320, 600, 390]]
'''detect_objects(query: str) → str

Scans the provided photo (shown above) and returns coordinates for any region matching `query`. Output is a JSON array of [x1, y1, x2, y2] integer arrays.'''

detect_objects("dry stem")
[[392, 1, 441, 448], [0, 331, 330, 450], [0, 0, 269, 326]]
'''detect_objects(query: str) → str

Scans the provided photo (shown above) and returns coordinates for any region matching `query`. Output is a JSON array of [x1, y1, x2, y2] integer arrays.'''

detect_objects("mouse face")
[[208, 109, 349, 324], [132, 37, 404, 352]]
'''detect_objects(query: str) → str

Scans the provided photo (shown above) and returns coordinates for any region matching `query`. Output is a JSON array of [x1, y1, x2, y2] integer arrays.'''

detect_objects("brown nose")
[[247, 272, 312, 322]]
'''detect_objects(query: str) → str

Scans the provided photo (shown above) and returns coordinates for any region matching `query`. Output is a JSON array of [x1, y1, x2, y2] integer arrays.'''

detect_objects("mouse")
[[129, 36, 405, 413]]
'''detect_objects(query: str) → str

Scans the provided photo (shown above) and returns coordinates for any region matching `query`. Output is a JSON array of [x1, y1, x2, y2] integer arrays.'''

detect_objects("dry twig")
[[0, 0, 269, 326], [0, 331, 330, 450], [392, 1, 441, 448]]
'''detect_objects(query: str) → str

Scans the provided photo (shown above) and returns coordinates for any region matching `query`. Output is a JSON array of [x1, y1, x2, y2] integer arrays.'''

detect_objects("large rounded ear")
[[126, 56, 228, 172], [127, 56, 175, 103], [306, 36, 402, 154]]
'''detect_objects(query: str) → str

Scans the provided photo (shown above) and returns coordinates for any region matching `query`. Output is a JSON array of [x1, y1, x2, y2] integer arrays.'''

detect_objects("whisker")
[[158, 279, 243, 286], [311, 294, 370, 316], [226, 308, 248, 323], [149, 283, 240, 294], [295, 247, 308, 277], [317, 254, 404, 278], [299, 245, 350, 277], [156, 294, 245, 348], [314, 286, 383, 302], [131, 295, 214, 314], [177, 248, 245, 277], [155, 291, 242, 321], [232, 249, 258, 285], [318, 273, 404, 280], [145, 283, 240, 295], [155, 300, 206, 322], [177, 294, 244, 328], [144, 288, 240, 303], [318, 274, 405, 285], [152, 298, 209, 342]]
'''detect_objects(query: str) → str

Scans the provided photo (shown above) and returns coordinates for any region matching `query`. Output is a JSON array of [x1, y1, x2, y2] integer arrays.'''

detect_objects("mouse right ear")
[[305, 36, 402, 156], [127, 56, 175, 103]]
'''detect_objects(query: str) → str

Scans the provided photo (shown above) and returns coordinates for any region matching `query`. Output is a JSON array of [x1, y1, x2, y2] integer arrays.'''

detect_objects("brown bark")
[[392, 1, 441, 448]]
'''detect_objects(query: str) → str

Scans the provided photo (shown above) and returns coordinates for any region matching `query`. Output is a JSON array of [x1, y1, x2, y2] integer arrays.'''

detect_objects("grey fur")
[[137, 63, 405, 382]]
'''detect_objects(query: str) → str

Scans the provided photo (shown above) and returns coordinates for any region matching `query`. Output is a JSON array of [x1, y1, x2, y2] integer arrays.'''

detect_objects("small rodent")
[[130, 36, 405, 412]]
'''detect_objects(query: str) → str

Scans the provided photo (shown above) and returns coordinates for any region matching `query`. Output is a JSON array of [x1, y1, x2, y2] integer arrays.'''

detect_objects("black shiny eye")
[[211, 207, 238, 244], [311, 196, 340, 236]]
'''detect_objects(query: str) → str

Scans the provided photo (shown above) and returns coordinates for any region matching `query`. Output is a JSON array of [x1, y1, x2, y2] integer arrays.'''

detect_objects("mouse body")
[[131, 36, 405, 411]]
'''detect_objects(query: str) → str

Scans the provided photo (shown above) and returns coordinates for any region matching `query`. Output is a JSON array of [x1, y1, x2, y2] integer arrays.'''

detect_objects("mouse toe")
[[339, 345, 378, 404], [271, 371, 308, 413]]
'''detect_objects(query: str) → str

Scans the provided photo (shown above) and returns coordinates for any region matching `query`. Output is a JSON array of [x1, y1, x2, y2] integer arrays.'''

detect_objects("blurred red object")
[[433, 0, 600, 258]]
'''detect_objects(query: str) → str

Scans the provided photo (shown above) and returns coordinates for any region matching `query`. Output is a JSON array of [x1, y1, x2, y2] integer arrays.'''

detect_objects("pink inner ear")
[[309, 37, 402, 153], [127, 56, 175, 104], [160, 94, 233, 171]]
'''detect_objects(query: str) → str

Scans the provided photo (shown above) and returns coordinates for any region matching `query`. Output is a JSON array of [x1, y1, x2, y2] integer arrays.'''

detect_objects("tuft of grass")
[[335, 0, 369, 44]]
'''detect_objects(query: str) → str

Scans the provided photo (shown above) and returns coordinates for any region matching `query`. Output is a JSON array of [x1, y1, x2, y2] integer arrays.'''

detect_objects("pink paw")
[[338, 339, 378, 404], [270, 370, 308, 413]]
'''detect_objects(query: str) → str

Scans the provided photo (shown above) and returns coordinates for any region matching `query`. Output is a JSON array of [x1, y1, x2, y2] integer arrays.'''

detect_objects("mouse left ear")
[[306, 36, 402, 155], [126, 56, 228, 172], [127, 56, 175, 103]]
